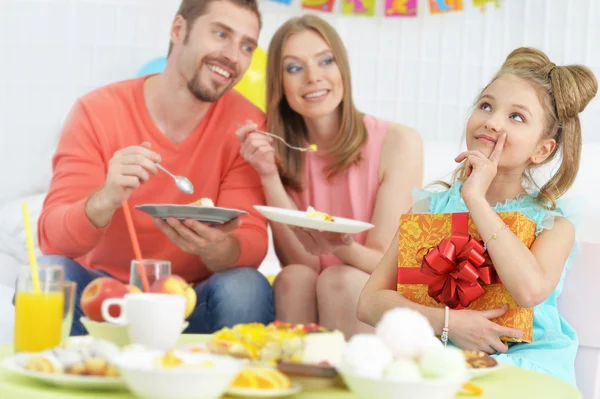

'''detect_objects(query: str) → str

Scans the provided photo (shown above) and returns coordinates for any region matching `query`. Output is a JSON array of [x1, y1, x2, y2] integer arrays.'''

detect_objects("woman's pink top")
[[287, 114, 391, 271]]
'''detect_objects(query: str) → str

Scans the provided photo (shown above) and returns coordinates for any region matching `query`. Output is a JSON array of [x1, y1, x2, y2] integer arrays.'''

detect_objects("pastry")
[[207, 321, 342, 365], [21, 338, 121, 378], [463, 350, 498, 368], [24, 353, 64, 374]]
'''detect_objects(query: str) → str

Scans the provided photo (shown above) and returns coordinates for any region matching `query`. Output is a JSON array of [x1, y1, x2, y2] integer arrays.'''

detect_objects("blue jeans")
[[36, 255, 275, 336]]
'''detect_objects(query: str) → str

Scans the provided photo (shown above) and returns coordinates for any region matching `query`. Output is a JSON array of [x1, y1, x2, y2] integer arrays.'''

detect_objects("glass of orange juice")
[[14, 264, 64, 353]]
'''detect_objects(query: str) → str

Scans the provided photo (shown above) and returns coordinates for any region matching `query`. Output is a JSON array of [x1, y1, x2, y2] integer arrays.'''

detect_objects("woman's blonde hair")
[[265, 14, 367, 191], [442, 47, 597, 209]]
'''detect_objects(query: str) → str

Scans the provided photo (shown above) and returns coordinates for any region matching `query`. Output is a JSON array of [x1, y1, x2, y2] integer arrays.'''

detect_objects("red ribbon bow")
[[420, 213, 499, 309]]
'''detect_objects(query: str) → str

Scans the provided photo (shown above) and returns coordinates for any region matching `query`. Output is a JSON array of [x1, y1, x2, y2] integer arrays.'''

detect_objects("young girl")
[[236, 15, 423, 339], [357, 47, 597, 386]]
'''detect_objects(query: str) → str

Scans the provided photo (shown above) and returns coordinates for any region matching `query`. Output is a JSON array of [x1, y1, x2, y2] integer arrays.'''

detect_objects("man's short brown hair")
[[167, 0, 262, 56]]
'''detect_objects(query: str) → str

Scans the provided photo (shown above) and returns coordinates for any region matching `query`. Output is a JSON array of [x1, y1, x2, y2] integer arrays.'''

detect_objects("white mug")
[[101, 293, 186, 350]]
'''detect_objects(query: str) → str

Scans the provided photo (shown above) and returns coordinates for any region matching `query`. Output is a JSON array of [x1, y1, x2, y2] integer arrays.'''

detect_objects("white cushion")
[[0, 193, 46, 267]]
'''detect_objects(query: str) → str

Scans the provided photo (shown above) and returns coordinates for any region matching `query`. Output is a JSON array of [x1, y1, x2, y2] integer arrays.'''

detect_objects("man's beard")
[[187, 60, 237, 102]]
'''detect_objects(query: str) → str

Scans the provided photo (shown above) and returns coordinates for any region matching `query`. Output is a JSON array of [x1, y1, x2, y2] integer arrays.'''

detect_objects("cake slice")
[[305, 206, 334, 222]]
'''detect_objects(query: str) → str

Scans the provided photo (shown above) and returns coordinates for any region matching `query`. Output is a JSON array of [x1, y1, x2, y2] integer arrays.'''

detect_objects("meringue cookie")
[[376, 307, 435, 358], [341, 334, 393, 379], [384, 358, 423, 382], [419, 346, 467, 379]]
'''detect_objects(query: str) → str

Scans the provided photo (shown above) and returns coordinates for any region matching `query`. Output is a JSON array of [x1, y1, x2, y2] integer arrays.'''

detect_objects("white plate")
[[254, 206, 374, 234], [1, 356, 126, 390], [226, 382, 302, 397], [135, 204, 248, 224], [468, 362, 502, 379], [175, 342, 209, 353]]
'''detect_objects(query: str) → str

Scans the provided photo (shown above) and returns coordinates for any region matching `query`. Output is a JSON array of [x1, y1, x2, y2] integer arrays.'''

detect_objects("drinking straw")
[[121, 200, 150, 292], [21, 202, 41, 293]]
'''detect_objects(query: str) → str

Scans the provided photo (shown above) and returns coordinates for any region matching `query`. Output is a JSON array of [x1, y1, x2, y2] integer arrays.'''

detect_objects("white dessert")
[[376, 307, 435, 358], [419, 346, 467, 379], [88, 339, 120, 361], [301, 331, 346, 367], [384, 358, 423, 382], [195, 197, 214, 207], [341, 334, 393, 379]]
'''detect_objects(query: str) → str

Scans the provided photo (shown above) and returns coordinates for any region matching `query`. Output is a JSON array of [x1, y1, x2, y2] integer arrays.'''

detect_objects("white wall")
[[1, 0, 598, 203]]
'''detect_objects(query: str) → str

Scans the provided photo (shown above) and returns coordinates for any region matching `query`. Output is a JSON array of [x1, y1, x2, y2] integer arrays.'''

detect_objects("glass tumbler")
[[130, 259, 171, 291], [14, 264, 64, 353]]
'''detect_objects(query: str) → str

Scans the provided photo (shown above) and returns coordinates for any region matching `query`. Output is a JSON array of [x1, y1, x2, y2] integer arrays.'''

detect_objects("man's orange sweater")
[[38, 76, 268, 284]]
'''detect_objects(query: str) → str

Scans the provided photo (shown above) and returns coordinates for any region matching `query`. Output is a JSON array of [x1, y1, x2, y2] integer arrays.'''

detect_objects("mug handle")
[[101, 298, 127, 325]]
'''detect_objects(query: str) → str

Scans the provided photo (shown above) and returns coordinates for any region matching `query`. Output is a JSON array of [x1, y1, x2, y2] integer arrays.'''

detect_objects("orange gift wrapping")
[[397, 212, 535, 342]]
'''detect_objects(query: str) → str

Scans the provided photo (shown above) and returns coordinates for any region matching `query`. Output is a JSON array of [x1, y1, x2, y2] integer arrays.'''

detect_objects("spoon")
[[235, 122, 317, 152], [156, 164, 194, 194]]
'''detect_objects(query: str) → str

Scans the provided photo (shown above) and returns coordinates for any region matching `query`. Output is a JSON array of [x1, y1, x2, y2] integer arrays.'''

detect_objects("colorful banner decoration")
[[270, 0, 293, 4], [473, 0, 500, 11], [428, 0, 464, 14], [302, 0, 335, 12], [385, 0, 417, 16], [341, 0, 375, 16]]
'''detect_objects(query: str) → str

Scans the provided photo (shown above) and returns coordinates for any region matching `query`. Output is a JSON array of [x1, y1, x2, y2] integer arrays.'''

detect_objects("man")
[[37, 0, 274, 335]]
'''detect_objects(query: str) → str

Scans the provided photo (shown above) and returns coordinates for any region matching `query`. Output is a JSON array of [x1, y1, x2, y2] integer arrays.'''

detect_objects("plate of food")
[[1, 337, 126, 390], [254, 206, 374, 234], [206, 321, 346, 390], [463, 350, 502, 379], [136, 198, 248, 224]]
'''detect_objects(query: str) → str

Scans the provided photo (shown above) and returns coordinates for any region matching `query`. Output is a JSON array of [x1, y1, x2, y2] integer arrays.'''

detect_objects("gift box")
[[397, 212, 536, 342]]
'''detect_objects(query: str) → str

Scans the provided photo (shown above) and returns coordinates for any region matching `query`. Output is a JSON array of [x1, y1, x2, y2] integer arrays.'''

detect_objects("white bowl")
[[339, 369, 466, 399], [113, 349, 243, 399], [81, 317, 189, 347]]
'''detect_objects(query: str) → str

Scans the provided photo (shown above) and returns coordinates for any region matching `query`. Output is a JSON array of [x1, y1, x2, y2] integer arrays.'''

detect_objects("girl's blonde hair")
[[265, 14, 368, 191], [442, 47, 597, 209]]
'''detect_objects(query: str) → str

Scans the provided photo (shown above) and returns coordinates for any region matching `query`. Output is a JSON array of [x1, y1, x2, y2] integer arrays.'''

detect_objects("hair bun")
[[502, 47, 553, 74], [502, 47, 598, 120], [550, 65, 598, 120]]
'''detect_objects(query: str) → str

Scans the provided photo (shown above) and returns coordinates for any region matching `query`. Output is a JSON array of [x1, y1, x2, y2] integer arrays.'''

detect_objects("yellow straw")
[[21, 202, 41, 293]]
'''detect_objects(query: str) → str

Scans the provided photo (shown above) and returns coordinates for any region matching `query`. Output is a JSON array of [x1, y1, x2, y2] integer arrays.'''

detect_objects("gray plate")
[[135, 204, 248, 224]]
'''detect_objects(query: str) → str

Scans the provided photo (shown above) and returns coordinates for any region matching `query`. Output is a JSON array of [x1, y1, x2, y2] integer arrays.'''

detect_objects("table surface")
[[0, 335, 581, 399]]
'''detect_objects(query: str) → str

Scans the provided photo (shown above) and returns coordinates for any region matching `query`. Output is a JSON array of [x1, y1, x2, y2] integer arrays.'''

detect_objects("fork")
[[235, 122, 317, 152]]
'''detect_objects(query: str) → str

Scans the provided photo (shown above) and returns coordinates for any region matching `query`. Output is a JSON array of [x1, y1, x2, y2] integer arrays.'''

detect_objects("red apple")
[[150, 275, 197, 319], [81, 277, 129, 322]]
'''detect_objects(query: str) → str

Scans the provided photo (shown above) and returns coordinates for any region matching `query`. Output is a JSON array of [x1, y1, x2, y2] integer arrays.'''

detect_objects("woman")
[[236, 14, 423, 339]]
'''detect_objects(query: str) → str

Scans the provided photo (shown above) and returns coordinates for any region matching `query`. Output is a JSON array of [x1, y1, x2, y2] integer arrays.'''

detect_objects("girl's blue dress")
[[412, 181, 579, 387]]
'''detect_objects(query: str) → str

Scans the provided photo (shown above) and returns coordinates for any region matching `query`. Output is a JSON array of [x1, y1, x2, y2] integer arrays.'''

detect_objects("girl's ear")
[[530, 138, 557, 164]]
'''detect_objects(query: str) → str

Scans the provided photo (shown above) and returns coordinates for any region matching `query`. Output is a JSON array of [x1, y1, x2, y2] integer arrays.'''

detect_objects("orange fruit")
[[230, 369, 259, 389], [252, 368, 291, 390], [267, 369, 291, 389]]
